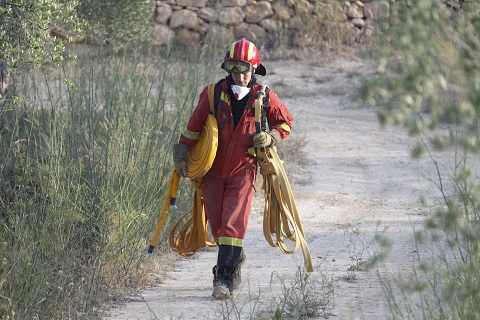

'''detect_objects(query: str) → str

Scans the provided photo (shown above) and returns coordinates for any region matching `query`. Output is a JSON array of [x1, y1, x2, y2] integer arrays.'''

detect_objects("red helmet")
[[221, 38, 267, 76]]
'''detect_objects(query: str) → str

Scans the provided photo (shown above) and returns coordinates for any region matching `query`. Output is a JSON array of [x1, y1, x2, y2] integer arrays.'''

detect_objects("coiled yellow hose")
[[187, 115, 218, 180], [148, 114, 218, 256], [170, 114, 218, 255]]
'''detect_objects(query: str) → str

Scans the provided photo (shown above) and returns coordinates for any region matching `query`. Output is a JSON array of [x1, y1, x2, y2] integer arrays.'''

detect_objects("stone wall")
[[152, 0, 392, 47]]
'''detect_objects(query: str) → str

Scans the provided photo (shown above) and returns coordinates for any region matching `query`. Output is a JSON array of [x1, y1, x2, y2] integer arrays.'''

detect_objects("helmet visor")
[[222, 60, 253, 74]]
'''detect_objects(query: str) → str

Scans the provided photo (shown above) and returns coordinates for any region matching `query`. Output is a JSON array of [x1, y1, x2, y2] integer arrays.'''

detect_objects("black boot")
[[212, 245, 242, 300], [232, 250, 246, 290], [212, 265, 230, 299]]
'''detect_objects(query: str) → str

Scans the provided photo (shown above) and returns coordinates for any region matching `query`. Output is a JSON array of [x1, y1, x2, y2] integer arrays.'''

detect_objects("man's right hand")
[[173, 143, 189, 177], [175, 161, 188, 177]]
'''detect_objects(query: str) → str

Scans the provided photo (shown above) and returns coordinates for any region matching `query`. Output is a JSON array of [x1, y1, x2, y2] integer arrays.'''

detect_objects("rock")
[[351, 18, 365, 28], [175, 28, 201, 46], [198, 7, 219, 22], [221, 0, 248, 7], [170, 9, 200, 29], [197, 19, 210, 35], [347, 3, 364, 19], [272, 0, 293, 20], [259, 18, 278, 32], [245, 1, 274, 23], [218, 7, 246, 25], [155, 3, 173, 25], [234, 22, 266, 42], [152, 24, 173, 46], [344, 23, 361, 45], [293, 0, 314, 14], [287, 15, 303, 30], [176, 0, 208, 6]]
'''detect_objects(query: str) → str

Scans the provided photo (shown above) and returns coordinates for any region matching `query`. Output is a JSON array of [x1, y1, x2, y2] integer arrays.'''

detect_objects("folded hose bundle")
[[256, 146, 313, 272]]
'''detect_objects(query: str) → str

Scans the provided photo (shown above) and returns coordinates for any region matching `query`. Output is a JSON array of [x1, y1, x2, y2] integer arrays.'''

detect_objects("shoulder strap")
[[213, 80, 223, 117], [207, 79, 225, 116], [207, 83, 215, 115], [259, 85, 269, 132]]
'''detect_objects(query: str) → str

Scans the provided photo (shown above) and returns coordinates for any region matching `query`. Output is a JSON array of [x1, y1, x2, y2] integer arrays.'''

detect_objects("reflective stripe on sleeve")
[[182, 129, 201, 140], [276, 122, 291, 133]]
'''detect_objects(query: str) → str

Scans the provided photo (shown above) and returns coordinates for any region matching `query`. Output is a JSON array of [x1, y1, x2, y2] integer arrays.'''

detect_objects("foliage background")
[[359, 0, 480, 318]]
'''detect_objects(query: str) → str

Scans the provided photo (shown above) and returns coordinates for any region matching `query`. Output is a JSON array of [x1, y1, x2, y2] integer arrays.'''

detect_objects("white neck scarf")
[[231, 85, 251, 100]]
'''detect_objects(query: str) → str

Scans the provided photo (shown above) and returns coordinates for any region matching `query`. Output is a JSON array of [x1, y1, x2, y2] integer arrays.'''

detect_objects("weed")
[[261, 264, 334, 319], [343, 221, 387, 272]]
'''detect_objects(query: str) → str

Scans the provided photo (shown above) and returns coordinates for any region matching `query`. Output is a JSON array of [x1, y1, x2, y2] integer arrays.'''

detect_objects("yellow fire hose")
[[250, 88, 313, 273], [148, 84, 313, 272], [147, 114, 218, 256]]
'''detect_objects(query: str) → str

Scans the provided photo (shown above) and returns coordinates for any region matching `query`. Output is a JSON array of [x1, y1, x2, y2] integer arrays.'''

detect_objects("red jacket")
[[179, 79, 293, 180], [179, 78, 293, 242]]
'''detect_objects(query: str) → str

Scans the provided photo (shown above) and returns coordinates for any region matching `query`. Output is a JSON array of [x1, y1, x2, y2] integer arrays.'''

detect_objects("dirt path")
[[104, 57, 434, 319]]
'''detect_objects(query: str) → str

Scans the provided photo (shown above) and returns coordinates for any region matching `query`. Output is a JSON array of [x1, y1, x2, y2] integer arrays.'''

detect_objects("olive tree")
[[0, 0, 82, 103], [359, 0, 480, 318], [76, 0, 154, 48], [0, 0, 154, 105]]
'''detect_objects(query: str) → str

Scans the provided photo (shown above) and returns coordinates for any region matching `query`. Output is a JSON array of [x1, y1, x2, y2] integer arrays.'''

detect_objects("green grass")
[[0, 44, 216, 319]]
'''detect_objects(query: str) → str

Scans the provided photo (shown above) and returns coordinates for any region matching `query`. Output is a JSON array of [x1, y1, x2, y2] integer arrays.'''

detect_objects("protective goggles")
[[222, 60, 253, 74]]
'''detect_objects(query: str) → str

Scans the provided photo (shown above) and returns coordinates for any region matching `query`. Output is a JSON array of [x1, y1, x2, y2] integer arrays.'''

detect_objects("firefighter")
[[172, 38, 294, 300]]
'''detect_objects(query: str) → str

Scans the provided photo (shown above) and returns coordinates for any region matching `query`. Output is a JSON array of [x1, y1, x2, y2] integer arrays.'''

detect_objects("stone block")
[[175, 28, 201, 46], [177, 0, 208, 7], [272, 0, 293, 20], [234, 22, 266, 42], [155, 3, 173, 25], [170, 9, 200, 29], [222, 0, 248, 7], [260, 18, 278, 32], [245, 1, 274, 23], [152, 24, 173, 46], [218, 7, 246, 25], [198, 7, 219, 23]]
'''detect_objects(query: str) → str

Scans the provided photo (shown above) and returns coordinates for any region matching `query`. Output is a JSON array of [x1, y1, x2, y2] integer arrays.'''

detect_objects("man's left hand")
[[253, 132, 275, 148]]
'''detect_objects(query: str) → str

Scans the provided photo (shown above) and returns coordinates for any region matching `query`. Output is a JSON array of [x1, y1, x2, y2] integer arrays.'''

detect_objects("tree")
[[359, 0, 480, 318], [76, 0, 154, 49], [0, 0, 82, 104], [0, 0, 155, 107], [359, 0, 480, 147]]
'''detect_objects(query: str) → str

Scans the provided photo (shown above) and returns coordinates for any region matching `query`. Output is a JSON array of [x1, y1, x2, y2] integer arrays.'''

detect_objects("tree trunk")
[[0, 59, 11, 107], [0, 59, 15, 131]]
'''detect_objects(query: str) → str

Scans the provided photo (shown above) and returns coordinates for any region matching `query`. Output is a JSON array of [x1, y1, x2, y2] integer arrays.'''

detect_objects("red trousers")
[[201, 160, 256, 246]]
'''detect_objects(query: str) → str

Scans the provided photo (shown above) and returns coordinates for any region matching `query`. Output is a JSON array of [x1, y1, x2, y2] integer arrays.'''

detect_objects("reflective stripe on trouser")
[[201, 161, 255, 243]]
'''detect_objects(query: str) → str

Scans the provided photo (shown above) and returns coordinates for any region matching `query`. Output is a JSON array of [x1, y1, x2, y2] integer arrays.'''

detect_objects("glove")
[[173, 143, 189, 177], [175, 161, 187, 178], [252, 130, 280, 149]]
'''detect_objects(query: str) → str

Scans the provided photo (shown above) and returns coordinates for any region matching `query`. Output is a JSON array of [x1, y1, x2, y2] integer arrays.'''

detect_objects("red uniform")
[[179, 79, 293, 247]]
